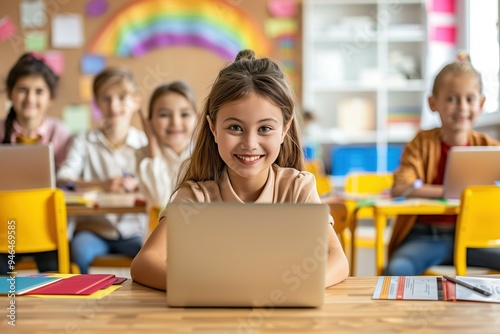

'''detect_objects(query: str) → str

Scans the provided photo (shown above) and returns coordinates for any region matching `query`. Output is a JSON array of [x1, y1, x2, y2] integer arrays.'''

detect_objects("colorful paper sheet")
[[21, 0, 46, 28], [52, 14, 83, 48], [86, 0, 109, 17], [0, 16, 16, 41], [62, 104, 90, 134], [81, 54, 106, 74], [267, 0, 297, 18], [24, 31, 47, 51]]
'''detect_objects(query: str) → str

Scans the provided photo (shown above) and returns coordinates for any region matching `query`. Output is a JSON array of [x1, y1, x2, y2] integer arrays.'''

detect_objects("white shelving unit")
[[302, 0, 427, 180]]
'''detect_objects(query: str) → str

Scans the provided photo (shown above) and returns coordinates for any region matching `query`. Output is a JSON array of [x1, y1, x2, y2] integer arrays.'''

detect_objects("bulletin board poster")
[[0, 0, 299, 127]]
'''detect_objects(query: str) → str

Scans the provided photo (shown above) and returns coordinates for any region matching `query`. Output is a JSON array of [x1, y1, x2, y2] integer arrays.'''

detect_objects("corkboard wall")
[[0, 0, 302, 128]]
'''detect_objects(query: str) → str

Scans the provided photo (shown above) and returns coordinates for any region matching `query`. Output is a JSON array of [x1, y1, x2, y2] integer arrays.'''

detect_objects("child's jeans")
[[383, 222, 500, 276], [0, 251, 58, 274], [71, 231, 142, 274]]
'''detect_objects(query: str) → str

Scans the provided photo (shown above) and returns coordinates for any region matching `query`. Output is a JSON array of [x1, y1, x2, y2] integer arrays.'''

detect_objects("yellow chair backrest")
[[305, 160, 332, 196], [344, 173, 393, 219], [148, 206, 161, 234], [344, 173, 393, 194], [0, 188, 70, 273], [455, 186, 500, 275]]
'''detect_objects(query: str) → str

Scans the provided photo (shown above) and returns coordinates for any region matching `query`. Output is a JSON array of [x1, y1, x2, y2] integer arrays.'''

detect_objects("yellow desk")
[[372, 199, 460, 275], [2, 277, 499, 333]]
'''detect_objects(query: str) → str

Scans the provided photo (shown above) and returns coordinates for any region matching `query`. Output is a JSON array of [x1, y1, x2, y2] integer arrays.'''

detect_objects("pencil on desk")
[[443, 275, 492, 297]]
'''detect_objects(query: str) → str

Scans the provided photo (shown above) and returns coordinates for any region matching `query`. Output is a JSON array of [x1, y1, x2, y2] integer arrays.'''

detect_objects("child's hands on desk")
[[105, 175, 139, 193]]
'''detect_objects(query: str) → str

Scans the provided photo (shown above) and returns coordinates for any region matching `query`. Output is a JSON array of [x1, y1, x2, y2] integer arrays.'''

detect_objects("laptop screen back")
[[166, 202, 329, 308], [0, 144, 55, 191], [443, 146, 500, 200]]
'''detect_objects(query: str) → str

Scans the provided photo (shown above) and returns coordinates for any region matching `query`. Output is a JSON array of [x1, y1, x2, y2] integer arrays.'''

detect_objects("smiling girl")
[[131, 50, 349, 290], [1, 53, 70, 170], [137, 81, 197, 209]]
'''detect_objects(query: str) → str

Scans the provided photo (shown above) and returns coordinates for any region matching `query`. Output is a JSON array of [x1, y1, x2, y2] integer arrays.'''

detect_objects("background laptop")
[[166, 202, 329, 308], [0, 144, 55, 191], [443, 146, 500, 200]]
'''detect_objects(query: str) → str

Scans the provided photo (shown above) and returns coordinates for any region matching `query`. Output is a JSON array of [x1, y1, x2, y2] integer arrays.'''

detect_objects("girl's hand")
[[104, 177, 125, 193], [138, 108, 161, 158], [121, 175, 139, 193], [104, 176, 138, 193]]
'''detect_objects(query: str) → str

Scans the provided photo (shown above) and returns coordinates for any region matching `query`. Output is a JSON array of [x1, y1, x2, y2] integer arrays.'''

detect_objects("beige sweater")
[[160, 164, 333, 225]]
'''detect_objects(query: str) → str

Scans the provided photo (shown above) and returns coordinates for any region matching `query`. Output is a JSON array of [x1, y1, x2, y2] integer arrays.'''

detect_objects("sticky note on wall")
[[52, 14, 83, 48], [79, 76, 93, 101], [24, 31, 47, 51], [21, 0, 46, 28], [63, 104, 90, 134], [81, 54, 106, 74], [0, 16, 16, 41]]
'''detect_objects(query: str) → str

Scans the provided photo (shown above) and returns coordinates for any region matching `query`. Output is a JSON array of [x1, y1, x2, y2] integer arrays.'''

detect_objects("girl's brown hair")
[[432, 51, 482, 96], [147, 81, 197, 119], [176, 49, 304, 188]]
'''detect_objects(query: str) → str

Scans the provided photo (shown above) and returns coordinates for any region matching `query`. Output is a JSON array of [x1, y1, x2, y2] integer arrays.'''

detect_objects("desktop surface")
[[3, 277, 500, 333]]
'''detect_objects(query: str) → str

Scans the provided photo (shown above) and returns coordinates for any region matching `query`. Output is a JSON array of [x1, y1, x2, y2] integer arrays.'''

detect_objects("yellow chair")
[[0, 188, 70, 273], [325, 201, 349, 257], [454, 186, 500, 275], [305, 160, 333, 196], [424, 186, 500, 276], [344, 173, 393, 275], [148, 206, 161, 234]]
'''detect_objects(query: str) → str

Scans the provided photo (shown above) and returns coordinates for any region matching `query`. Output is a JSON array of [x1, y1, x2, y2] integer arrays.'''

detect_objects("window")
[[467, 0, 499, 113]]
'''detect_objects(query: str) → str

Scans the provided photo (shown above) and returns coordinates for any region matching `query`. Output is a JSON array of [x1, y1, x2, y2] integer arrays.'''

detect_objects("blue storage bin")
[[331, 146, 377, 176], [387, 145, 404, 172], [303, 144, 317, 161]]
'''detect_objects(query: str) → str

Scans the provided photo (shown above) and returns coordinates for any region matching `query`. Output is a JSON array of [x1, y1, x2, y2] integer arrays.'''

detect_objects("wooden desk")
[[373, 200, 459, 275], [66, 204, 146, 216], [65, 193, 147, 216], [3, 277, 499, 333]]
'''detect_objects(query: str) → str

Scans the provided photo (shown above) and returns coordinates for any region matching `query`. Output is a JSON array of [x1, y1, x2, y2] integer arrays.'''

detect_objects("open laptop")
[[443, 146, 500, 200], [165, 202, 329, 308], [0, 144, 55, 191]]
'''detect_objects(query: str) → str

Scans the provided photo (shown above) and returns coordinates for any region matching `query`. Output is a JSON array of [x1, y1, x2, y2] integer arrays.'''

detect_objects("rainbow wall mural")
[[88, 0, 271, 60]]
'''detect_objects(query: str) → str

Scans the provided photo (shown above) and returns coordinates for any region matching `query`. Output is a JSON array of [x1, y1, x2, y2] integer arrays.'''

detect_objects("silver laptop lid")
[[443, 146, 500, 200], [166, 202, 329, 308], [0, 144, 55, 191]]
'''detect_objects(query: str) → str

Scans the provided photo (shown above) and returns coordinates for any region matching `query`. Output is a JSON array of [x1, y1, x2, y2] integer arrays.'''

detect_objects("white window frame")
[[467, 0, 500, 128]]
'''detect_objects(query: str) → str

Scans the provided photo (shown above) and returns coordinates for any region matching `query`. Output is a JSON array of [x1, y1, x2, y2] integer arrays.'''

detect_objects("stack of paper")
[[1, 274, 125, 298]]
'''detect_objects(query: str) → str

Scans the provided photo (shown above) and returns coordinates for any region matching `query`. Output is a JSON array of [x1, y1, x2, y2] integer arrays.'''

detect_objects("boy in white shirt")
[[57, 68, 147, 274]]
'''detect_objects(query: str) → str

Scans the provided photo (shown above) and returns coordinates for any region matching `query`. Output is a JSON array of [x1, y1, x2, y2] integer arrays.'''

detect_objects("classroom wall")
[[0, 0, 302, 129]]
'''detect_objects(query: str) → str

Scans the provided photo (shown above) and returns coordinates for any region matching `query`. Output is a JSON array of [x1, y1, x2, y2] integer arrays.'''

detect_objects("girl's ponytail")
[[2, 106, 17, 144]]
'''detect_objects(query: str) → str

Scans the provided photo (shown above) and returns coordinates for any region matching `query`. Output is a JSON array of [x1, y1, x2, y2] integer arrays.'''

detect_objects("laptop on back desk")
[[443, 146, 500, 200], [0, 144, 55, 191]]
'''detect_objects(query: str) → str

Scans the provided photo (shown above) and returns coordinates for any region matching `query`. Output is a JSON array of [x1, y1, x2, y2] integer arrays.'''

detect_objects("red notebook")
[[25, 274, 117, 295]]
